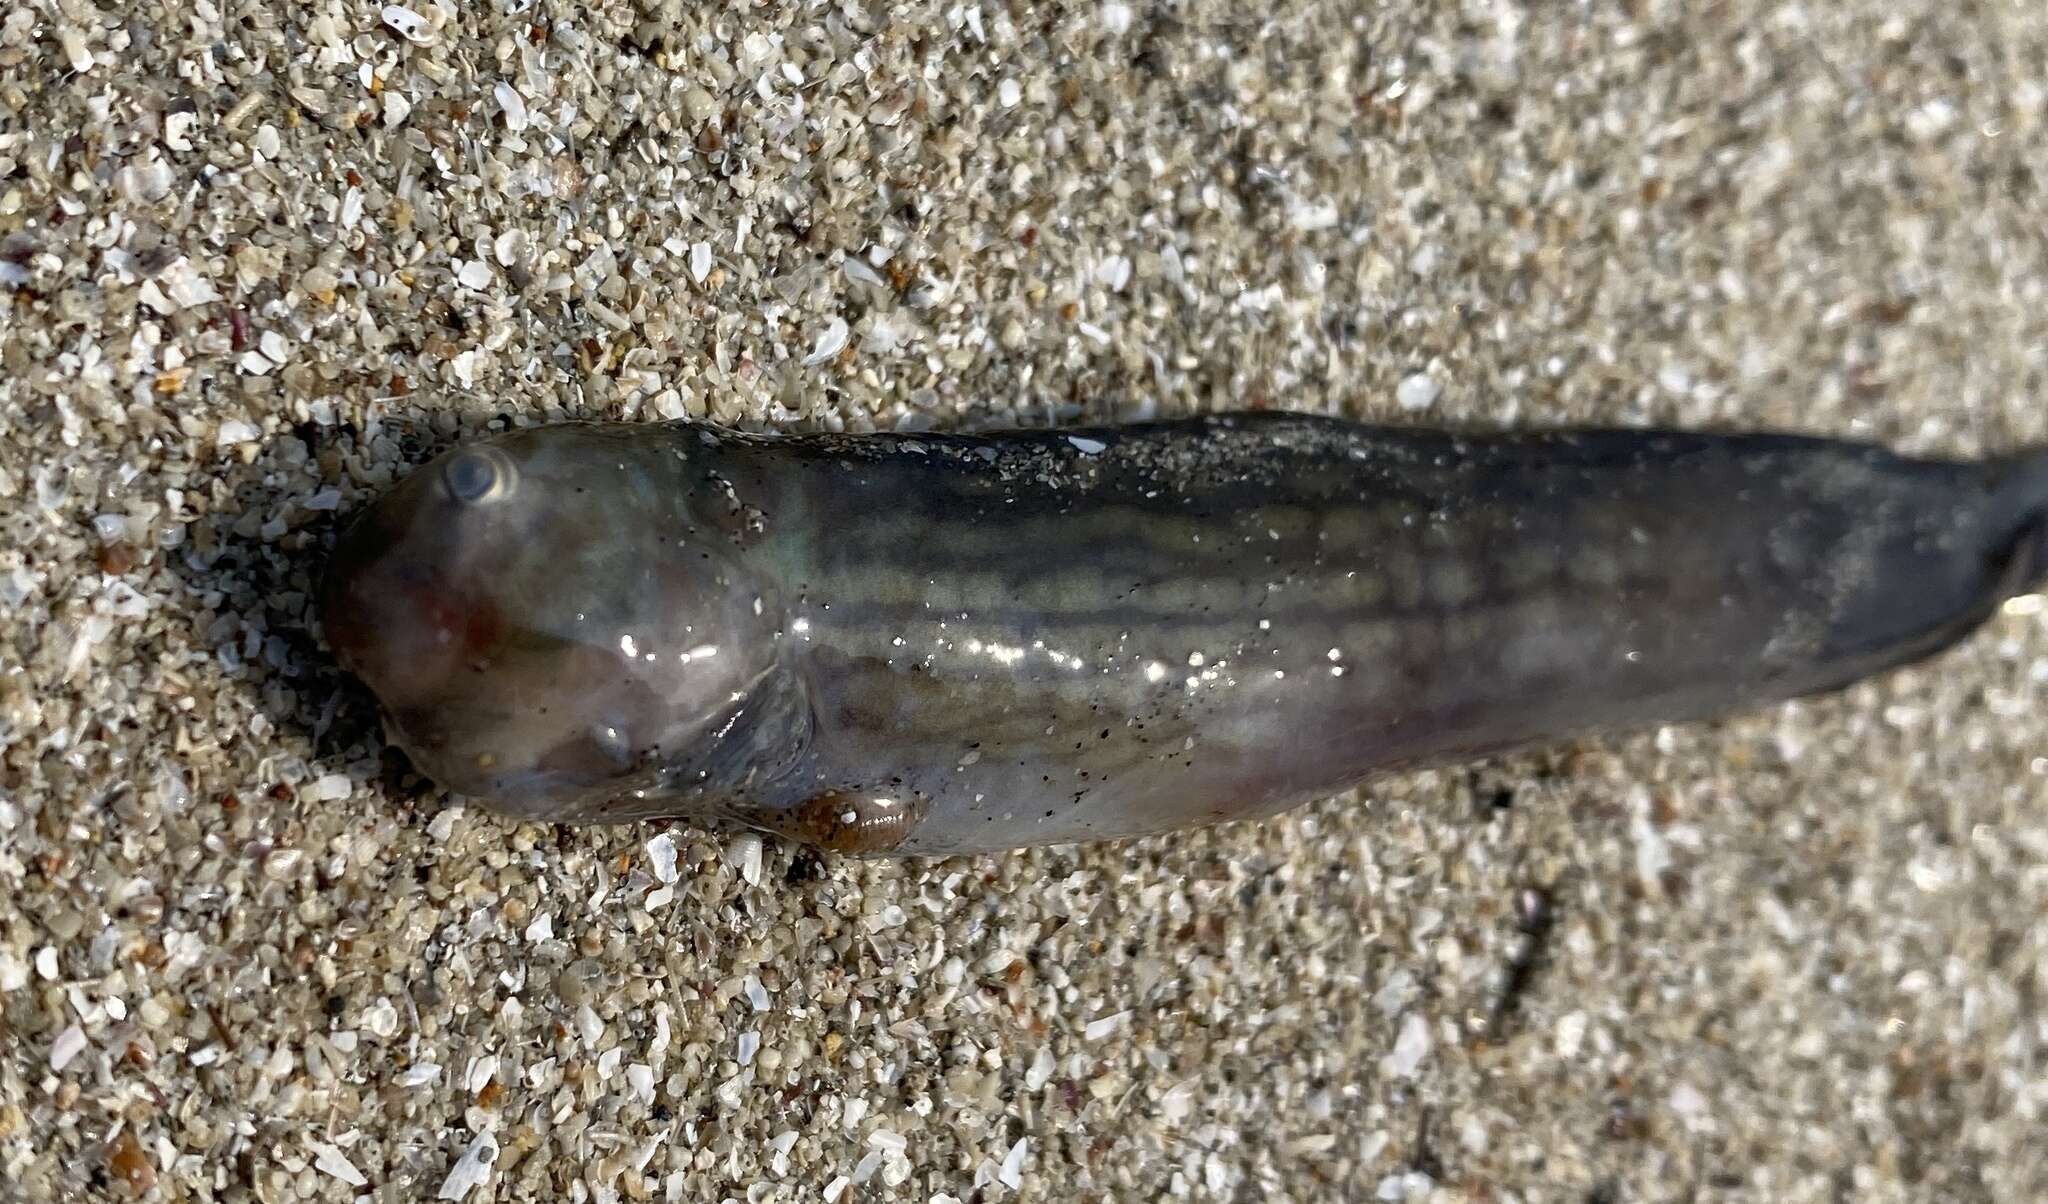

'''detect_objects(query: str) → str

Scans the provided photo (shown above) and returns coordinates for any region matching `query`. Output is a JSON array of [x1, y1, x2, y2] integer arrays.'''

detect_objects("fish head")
[[319, 424, 786, 817]]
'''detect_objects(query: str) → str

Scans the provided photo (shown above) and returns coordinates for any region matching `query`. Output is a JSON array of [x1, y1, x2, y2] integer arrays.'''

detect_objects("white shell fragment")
[[494, 82, 528, 132], [49, 1026, 87, 1071], [381, 5, 435, 43], [60, 28, 95, 74], [436, 1130, 498, 1200], [1396, 373, 1441, 411], [309, 1141, 368, 1188], [645, 832, 679, 883], [158, 258, 221, 309], [1383, 1012, 1432, 1078], [215, 419, 262, 446], [727, 833, 764, 885], [803, 317, 850, 365]]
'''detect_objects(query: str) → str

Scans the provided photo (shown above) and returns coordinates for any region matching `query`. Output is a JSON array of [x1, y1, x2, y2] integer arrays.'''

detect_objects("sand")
[[2, 1, 2046, 1200]]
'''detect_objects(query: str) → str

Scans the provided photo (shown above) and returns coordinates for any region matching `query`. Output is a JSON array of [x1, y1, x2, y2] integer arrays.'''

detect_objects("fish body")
[[320, 413, 2048, 856]]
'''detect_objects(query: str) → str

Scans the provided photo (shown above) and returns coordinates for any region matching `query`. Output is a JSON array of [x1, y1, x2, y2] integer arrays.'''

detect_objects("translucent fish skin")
[[319, 413, 2048, 857]]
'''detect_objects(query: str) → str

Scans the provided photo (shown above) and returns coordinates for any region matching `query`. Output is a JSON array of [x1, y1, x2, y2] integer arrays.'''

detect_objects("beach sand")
[[2, 1, 2045, 1200]]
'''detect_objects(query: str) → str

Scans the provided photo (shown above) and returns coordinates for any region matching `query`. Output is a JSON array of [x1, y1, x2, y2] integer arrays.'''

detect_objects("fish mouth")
[[319, 519, 502, 712], [316, 563, 383, 680]]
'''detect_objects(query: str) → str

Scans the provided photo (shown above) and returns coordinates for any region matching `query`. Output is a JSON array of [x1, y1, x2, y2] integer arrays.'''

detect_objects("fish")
[[318, 412, 2048, 857]]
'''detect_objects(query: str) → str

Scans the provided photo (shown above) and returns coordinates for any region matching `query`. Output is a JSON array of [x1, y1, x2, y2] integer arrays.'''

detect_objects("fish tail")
[[1988, 447, 2048, 597]]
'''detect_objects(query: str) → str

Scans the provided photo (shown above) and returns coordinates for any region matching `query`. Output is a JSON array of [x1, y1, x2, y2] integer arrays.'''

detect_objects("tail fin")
[[1989, 448, 2048, 598]]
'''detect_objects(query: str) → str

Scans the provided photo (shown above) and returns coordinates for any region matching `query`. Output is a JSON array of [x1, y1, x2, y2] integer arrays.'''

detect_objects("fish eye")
[[442, 448, 513, 504]]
